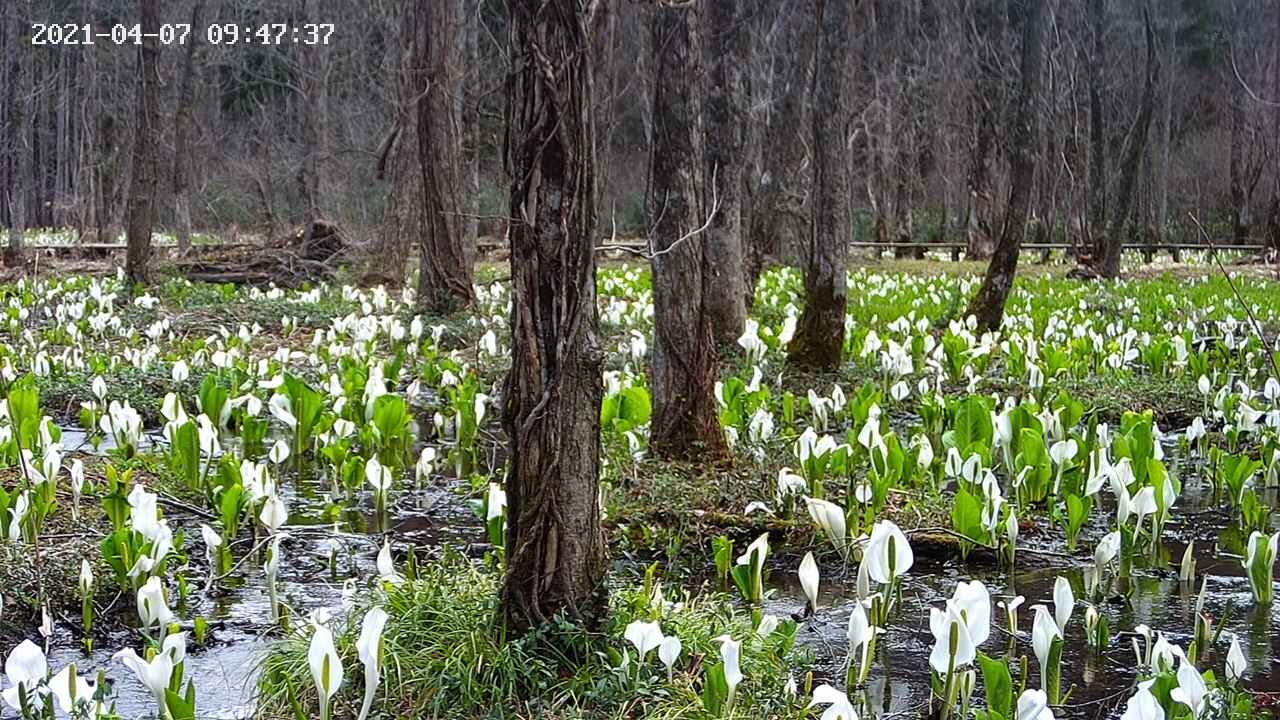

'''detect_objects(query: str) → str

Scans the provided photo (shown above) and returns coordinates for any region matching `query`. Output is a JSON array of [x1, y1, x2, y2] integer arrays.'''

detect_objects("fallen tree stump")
[[169, 221, 350, 287]]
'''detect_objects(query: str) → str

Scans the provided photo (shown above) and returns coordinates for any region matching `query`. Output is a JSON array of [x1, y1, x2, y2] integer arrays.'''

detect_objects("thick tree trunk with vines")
[[1099, 12, 1158, 279], [703, 0, 748, 347], [173, 0, 204, 255], [125, 0, 161, 286], [966, 0, 1045, 331], [414, 0, 475, 313], [788, 0, 851, 371], [501, 0, 608, 636], [648, 2, 726, 461]]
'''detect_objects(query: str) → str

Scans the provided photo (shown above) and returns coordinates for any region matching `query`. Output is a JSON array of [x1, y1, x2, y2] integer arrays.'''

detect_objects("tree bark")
[[501, 0, 608, 636], [173, 0, 205, 255], [702, 0, 749, 347], [966, 0, 1004, 260], [1156, 10, 1174, 255], [5, 4, 28, 265], [462, 0, 481, 258], [966, 0, 1046, 331], [125, 0, 162, 286], [1227, 2, 1249, 246], [80, 0, 100, 244], [374, 3, 419, 283], [787, 0, 851, 370], [297, 0, 326, 236], [648, 1, 726, 461], [414, 0, 475, 313], [747, 7, 811, 305], [1099, 11, 1158, 279], [95, 114, 120, 245], [1268, 0, 1280, 253], [595, 1, 620, 235], [1086, 0, 1108, 252]]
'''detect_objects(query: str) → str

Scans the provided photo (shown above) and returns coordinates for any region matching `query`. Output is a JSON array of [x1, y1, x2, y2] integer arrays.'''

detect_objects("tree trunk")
[[374, 4, 419, 283], [747, 8, 811, 305], [1268, 0, 1280, 253], [1227, 2, 1249, 246], [787, 0, 851, 370], [173, 0, 204, 255], [463, 0, 481, 257], [595, 2, 620, 237], [81, 0, 101, 245], [1099, 11, 1158, 279], [298, 0, 326, 236], [1156, 10, 1175, 256], [125, 0, 161, 286], [967, 0, 1004, 260], [1086, 0, 1108, 256], [5, 5, 28, 265], [702, 0, 749, 348], [648, 2, 726, 461], [501, 0, 607, 636], [966, 0, 1046, 331], [96, 114, 119, 245], [414, 0, 475, 313]]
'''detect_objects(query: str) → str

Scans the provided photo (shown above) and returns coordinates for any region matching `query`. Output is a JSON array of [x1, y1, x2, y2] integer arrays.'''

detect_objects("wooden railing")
[[27, 239, 1272, 255]]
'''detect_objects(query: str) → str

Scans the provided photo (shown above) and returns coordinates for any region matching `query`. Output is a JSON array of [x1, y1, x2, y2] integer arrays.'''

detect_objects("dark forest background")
[[2, 1, 1279, 263]]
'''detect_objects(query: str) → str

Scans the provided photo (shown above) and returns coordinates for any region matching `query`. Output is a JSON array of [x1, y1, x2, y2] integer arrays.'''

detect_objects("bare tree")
[[702, 0, 749, 347], [1098, 10, 1158, 278], [501, 0, 607, 635], [1269, 0, 1280, 251], [375, 2, 423, 284], [966, 0, 1005, 260], [747, 6, 812, 304], [4, 2, 30, 265], [3, 0, 1276, 281], [461, 0, 481, 258], [788, 0, 852, 370], [297, 0, 328, 236], [125, 0, 162, 286], [1228, 1, 1250, 245], [1086, 0, 1108, 249], [1155, 9, 1176, 254], [648, 1, 726, 460], [413, 0, 475, 312], [173, 0, 205, 255], [966, 0, 1046, 330]]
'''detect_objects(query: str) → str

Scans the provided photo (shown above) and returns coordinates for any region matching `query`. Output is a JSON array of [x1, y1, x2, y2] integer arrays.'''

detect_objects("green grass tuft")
[[257, 551, 810, 719]]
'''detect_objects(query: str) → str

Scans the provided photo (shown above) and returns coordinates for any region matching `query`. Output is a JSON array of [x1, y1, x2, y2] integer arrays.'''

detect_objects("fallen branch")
[[170, 220, 350, 287], [1187, 212, 1280, 383]]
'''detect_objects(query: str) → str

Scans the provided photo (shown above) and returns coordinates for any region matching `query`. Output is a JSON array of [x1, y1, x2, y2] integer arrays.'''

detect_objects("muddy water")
[[40, 429, 1278, 719], [770, 555, 1279, 719], [767, 464, 1280, 719], [40, 444, 481, 720]]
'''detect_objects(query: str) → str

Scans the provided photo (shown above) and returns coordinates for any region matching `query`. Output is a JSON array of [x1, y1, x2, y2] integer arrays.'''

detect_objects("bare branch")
[[1187, 211, 1280, 382], [1229, 40, 1280, 108], [597, 164, 722, 259]]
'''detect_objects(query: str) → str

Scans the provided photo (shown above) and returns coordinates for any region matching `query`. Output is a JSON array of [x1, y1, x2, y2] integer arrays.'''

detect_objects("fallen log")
[[169, 221, 350, 287]]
